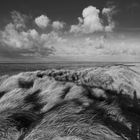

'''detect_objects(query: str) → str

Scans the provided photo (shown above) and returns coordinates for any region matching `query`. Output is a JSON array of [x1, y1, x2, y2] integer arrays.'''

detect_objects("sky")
[[0, 0, 140, 62]]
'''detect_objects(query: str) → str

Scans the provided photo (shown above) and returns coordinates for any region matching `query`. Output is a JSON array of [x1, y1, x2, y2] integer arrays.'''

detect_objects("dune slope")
[[0, 65, 140, 140]]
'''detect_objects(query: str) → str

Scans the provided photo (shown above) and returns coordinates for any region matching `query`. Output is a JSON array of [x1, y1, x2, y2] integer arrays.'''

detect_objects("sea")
[[0, 62, 136, 76]]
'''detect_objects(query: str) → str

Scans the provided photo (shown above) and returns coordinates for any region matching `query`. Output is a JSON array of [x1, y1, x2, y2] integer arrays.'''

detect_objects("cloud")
[[0, 9, 140, 61], [58, 34, 140, 58], [0, 23, 66, 56], [70, 6, 103, 33], [82, 6, 103, 32], [0, 14, 66, 57], [35, 15, 50, 29], [70, 6, 116, 34], [102, 7, 115, 32], [35, 15, 65, 30], [85, 36, 105, 49], [96, 38, 140, 56], [52, 21, 65, 30], [11, 11, 27, 29]]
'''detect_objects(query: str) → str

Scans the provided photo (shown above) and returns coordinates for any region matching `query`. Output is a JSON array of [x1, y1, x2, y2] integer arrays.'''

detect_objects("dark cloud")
[[11, 11, 27, 29]]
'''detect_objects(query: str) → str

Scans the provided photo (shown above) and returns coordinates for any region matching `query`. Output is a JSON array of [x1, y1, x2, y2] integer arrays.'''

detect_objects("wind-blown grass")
[[0, 65, 140, 140]]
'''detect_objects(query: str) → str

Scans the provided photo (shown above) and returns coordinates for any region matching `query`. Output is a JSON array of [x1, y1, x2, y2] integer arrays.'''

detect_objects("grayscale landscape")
[[0, 0, 140, 139]]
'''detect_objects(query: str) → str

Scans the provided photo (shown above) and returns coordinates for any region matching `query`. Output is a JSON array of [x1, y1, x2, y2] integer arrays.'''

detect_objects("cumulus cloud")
[[35, 15, 65, 30], [70, 6, 116, 34], [0, 9, 139, 60], [52, 21, 64, 30], [0, 23, 66, 56], [0, 12, 67, 57], [1, 24, 48, 56], [70, 6, 103, 33], [35, 15, 50, 29], [82, 6, 103, 32]]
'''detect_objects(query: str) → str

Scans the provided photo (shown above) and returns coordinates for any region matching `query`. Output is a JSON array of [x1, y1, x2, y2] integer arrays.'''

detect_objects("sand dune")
[[0, 65, 140, 140]]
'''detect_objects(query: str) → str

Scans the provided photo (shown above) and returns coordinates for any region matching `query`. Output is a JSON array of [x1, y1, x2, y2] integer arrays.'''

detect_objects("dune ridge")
[[0, 65, 140, 140]]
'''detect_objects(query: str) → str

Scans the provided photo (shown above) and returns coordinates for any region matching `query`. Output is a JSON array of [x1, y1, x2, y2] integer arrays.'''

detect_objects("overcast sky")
[[0, 0, 140, 62]]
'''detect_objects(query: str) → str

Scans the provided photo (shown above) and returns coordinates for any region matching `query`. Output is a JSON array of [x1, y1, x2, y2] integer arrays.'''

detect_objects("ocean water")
[[0, 62, 125, 76]]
